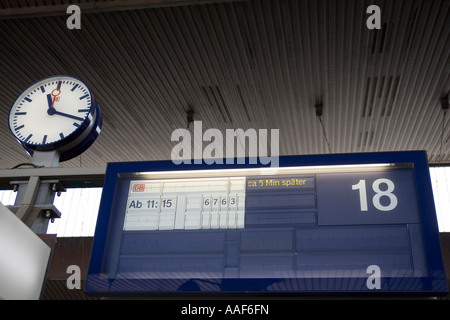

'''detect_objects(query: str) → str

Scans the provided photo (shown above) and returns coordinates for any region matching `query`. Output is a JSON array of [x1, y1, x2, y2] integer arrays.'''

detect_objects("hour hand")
[[47, 94, 53, 109]]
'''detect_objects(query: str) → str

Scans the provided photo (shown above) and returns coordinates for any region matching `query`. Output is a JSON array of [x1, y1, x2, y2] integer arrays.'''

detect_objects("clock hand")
[[45, 80, 84, 121], [47, 81, 62, 115], [47, 94, 53, 109], [50, 80, 61, 109], [52, 110, 85, 122]]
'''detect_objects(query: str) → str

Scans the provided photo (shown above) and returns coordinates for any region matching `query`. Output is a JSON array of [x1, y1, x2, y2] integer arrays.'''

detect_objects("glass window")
[[48, 188, 102, 237], [430, 167, 450, 232]]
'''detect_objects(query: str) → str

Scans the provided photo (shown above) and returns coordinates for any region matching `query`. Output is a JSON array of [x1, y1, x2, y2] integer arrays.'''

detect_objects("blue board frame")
[[85, 151, 447, 296]]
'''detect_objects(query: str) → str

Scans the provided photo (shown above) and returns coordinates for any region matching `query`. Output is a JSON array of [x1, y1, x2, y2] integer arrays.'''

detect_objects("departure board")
[[124, 177, 246, 231], [85, 151, 448, 296]]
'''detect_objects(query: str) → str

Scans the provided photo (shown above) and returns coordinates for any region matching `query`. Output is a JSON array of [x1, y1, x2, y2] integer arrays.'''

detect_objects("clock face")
[[8, 75, 94, 150]]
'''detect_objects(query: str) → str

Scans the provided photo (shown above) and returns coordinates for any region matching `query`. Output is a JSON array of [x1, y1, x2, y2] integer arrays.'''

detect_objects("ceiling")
[[0, 0, 449, 169]]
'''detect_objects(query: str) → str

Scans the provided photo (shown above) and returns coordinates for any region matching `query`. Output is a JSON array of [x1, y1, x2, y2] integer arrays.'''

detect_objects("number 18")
[[352, 178, 398, 212]]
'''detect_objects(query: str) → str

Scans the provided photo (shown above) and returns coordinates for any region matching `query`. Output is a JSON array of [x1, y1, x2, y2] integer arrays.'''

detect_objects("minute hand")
[[53, 110, 84, 122]]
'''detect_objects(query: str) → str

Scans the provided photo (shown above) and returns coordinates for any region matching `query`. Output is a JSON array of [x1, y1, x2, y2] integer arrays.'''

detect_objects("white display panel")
[[0, 204, 51, 300], [124, 177, 246, 231]]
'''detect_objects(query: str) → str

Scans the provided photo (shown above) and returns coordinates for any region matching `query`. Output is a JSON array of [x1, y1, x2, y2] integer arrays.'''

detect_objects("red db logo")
[[133, 184, 145, 192]]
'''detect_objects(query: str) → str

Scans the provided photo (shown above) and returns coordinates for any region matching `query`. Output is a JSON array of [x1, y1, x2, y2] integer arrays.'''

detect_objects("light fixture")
[[138, 163, 395, 179], [440, 94, 449, 111]]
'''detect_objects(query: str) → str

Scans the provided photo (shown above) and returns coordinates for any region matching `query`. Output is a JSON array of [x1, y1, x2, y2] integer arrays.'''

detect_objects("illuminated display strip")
[[124, 177, 246, 230]]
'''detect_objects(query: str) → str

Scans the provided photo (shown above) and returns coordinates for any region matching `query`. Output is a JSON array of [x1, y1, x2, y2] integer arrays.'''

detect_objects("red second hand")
[[50, 80, 61, 109]]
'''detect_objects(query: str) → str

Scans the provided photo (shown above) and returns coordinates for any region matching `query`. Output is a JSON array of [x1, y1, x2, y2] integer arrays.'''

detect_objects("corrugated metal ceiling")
[[0, 0, 449, 169]]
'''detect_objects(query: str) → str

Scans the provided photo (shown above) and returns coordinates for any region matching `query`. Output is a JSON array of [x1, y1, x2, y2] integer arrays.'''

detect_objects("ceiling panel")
[[0, 0, 449, 169]]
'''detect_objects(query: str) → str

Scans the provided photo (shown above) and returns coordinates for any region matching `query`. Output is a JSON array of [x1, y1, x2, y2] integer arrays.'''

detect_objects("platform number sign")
[[317, 169, 420, 226], [86, 152, 448, 296], [352, 178, 398, 212]]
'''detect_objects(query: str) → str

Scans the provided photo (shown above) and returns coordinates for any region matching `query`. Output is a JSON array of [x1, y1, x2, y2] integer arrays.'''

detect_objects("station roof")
[[0, 0, 449, 169]]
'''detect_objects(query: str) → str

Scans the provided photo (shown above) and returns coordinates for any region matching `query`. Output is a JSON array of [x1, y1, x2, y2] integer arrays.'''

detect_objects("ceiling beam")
[[0, 167, 106, 189], [0, 0, 249, 20]]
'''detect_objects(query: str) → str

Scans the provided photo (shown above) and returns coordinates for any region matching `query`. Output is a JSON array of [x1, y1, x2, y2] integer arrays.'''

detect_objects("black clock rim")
[[8, 75, 95, 151], [59, 103, 103, 162]]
